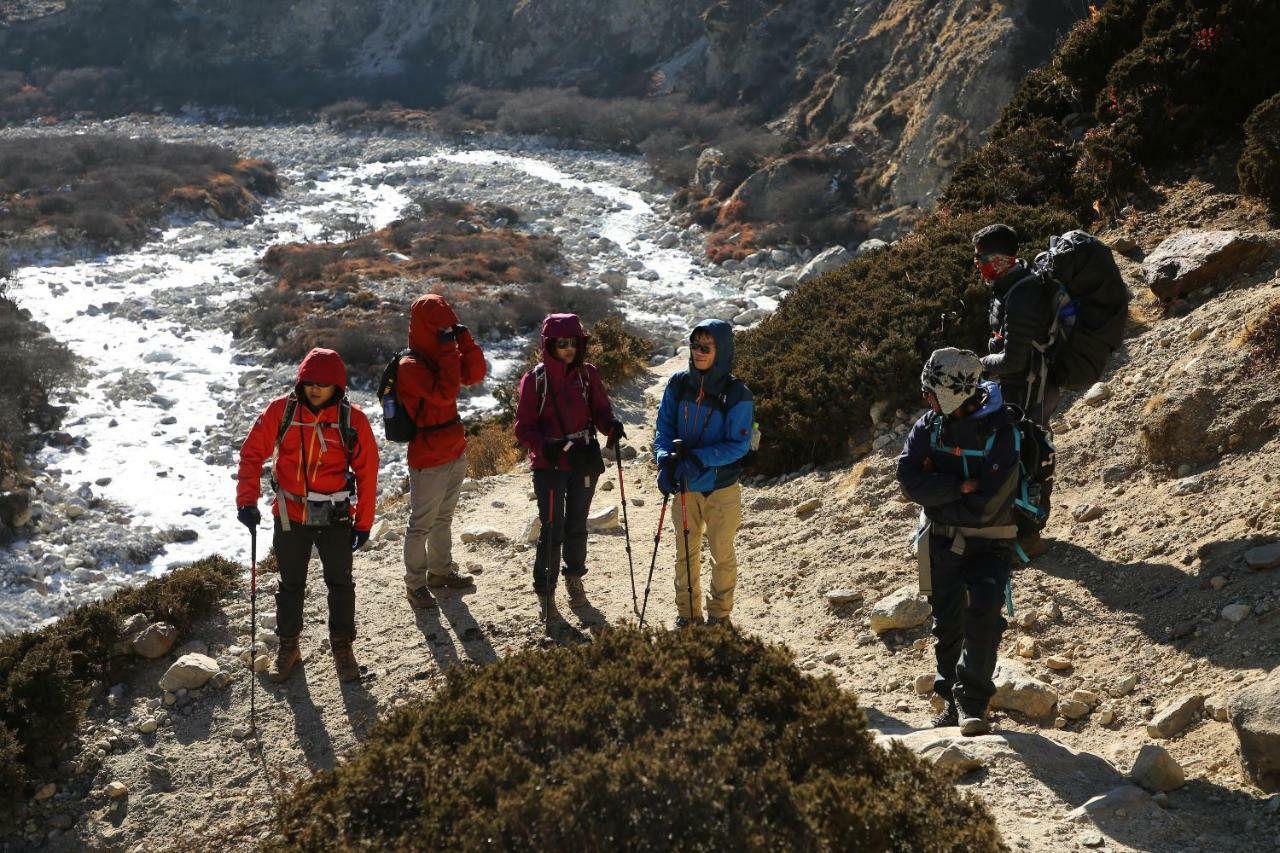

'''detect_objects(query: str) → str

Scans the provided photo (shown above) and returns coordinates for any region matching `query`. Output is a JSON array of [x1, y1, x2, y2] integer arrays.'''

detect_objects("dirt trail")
[[36, 223, 1280, 853]]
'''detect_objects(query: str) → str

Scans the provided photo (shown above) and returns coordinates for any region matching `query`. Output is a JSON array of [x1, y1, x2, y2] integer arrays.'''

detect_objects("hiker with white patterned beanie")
[[896, 347, 1020, 737]]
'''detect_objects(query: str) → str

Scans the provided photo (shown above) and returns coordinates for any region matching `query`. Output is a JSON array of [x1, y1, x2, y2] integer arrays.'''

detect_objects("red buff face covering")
[[977, 254, 1017, 281]]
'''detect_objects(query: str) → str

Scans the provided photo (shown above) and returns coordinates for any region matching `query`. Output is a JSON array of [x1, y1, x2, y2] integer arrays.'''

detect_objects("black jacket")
[[896, 396, 1020, 530], [981, 262, 1055, 407]]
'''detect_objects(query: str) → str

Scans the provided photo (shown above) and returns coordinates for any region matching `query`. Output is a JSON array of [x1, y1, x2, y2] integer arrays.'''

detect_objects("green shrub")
[[1238, 93, 1280, 210], [587, 315, 652, 386], [268, 627, 1005, 851], [736, 206, 1075, 474], [0, 556, 239, 803]]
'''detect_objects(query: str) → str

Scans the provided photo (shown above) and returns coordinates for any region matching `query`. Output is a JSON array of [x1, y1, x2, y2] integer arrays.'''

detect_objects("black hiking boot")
[[930, 700, 959, 728], [268, 637, 300, 683], [958, 703, 991, 736], [707, 615, 732, 628]]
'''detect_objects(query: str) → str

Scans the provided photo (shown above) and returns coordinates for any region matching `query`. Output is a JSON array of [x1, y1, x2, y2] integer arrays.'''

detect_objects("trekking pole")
[[677, 476, 694, 625], [638, 494, 669, 630], [542, 487, 556, 624], [615, 452, 638, 617], [249, 525, 257, 734]]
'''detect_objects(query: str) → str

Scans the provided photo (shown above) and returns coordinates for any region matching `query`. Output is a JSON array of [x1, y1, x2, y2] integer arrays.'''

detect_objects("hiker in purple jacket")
[[514, 314, 624, 618]]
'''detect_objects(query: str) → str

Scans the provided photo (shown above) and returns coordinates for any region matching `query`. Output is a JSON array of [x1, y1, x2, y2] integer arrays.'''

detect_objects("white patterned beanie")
[[921, 347, 983, 415]]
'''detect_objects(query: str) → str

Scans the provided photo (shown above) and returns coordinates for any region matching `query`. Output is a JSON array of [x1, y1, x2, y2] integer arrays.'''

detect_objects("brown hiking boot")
[[427, 567, 475, 589], [1018, 532, 1048, 560], [565, 576, 588, 608], [331, 637, 360, 683], [268, 637, 300, 683], [406, 586, 437, 610], [537, 594, 564, 625]]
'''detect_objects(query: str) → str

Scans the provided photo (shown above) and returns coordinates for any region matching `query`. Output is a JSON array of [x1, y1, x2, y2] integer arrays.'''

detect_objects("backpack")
[[269, 391, 358, 530], [1032, 230, 1129, 391], [681, 373, 761, 465], [377, 349, 462, 443], [926, 404, 1055, 536]]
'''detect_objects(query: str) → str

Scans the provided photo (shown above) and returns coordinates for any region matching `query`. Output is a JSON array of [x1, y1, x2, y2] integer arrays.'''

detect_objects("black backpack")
[[376, 349, 461, 443], [1033, 230, 1129, 391]]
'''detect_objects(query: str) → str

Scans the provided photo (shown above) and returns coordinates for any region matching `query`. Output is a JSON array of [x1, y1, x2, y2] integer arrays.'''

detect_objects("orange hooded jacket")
[[398, 295, 487, 469], [236, 348, 380, 531]]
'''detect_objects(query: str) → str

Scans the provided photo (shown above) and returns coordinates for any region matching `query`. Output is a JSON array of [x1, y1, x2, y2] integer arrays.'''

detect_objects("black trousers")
[[531, 468, 598, 593], [927, 536, 1011, 713], [273, 516, 355, 641]]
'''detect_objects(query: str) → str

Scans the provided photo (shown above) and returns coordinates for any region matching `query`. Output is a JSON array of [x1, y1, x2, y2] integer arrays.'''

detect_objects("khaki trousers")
[[672, 482, 742, 620], [403, 453, 467, 590]]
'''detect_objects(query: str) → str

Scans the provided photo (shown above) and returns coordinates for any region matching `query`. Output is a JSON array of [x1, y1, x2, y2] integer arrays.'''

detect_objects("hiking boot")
[[1018, 532, 1048, 560], [930, 700, 959, 728], [707, 614, 732, 628], [406, 586, 438, 610], [537, 594, 564, 626], [427, 568, 475, 589], [268, 637, 300, 683], [331, 637, 360, 683], [959, 706, 991, 737], [674, 615, 703, 629], [565, 576, 588, 608]]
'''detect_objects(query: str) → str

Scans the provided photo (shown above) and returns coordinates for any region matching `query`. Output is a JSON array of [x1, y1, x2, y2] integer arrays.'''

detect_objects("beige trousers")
[[672, 482, 742, 620], [403, 453, 467, 590]]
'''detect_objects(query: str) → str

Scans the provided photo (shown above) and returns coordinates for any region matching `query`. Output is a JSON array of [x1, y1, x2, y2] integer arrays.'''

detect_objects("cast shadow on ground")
[[278, 665, 336, 770]]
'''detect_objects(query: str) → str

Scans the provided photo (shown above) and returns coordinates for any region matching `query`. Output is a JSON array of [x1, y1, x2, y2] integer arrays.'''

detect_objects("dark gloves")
[[672, 441, 689, 463], [606, 418, 626, 450], [657, 465, 677, 496], [437, 326, 458, 345], [237, 505, 261, 530], [676, 455, 705, 485], [351, 529, 370, 552], [542, 441, 563, 465]]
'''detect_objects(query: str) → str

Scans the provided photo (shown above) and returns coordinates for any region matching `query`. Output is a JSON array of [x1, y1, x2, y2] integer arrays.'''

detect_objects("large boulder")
[[1147, 694, 1205, 739], [798, 246, 853, 283], [990, 658, 1059, 719], [693, 148, 735, 198], [1129, 744, 1185, 792], [868, 587, 931, 634], [158, 654, 219, 691], [1230, 667, 1280, 791], [131, 622, 179, 659], [1140, 230, 1273, 301]]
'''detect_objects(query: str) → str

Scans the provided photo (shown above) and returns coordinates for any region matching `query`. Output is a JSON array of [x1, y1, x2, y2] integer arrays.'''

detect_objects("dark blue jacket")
[[895, 383, 1020, 529], [654, 319, 753, 493]]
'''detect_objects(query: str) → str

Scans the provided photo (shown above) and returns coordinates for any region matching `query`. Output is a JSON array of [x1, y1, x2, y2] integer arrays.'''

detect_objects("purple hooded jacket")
[[514, 314, 616, 471]]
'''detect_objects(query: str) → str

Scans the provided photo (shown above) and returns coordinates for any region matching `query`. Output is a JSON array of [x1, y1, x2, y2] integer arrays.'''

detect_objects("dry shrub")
[[1238, 93, 1280, 211], [1241, 300, 1280, 374], [268, 627, 1005, 852], [465, 418, 524, 478], [587, 315, 652, 386]]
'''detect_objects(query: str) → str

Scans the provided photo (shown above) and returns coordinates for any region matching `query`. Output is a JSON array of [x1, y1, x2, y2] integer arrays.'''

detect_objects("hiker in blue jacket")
[[654, 319, 753, 628], [897, 347, 1020, 737]]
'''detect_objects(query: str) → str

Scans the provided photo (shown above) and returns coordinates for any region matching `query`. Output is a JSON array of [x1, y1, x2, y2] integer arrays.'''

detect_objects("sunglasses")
[[302, 382, 334, 390], [554, 338, 578, 349], [691, 342, 714, 354]]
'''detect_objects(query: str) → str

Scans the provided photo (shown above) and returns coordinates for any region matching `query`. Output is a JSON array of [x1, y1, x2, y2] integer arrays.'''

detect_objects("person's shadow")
[[437, 592, 498, 665], [338, 675, 381, 739], [278, 664, 336, 771]]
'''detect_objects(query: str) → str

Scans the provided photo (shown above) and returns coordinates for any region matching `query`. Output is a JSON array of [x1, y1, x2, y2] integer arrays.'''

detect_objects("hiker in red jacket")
[[236, 347, 379, 683], [514, 313, 622, 619], [400, 294, 488, 610]]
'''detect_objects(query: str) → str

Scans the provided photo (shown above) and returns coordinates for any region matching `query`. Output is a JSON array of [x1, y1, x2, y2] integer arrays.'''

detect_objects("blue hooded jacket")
[[654, 319, 754, 493]]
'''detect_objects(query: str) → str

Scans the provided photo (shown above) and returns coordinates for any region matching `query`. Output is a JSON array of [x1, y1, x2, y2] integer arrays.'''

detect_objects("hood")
[[540, 313, 587, 367], [969, 380, 1004, 420], [296, 347, 347, 392], [689, 318, 735, 392], [408, 294, 461, 357]]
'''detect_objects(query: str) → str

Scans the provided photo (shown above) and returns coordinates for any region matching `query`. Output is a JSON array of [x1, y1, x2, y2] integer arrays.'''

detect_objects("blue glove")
[[676, 456, 705, 486], [657, 466, 677, 496], [352, 529, 370, 552], [237, 505, 261, 530]]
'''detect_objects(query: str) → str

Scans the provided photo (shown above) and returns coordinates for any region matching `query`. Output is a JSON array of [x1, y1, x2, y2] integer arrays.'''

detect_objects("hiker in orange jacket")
[[236, 347, 379, 683], [399, 294, 487, 610]]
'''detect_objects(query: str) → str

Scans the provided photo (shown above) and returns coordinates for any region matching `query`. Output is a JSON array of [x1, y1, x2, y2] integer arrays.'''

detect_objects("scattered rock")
[[1072, 504, 1105, 523], [158, 654, 219, 691], [824, 589, 863, 608], [1140, 230, 1272, 301], [1059, 698, 1091, 720], [1221, 603, 1252, 623], [131, 622, 179, 659], [460, 526, 508, 544], [137, 719, 158, 734], [991, 658, 1059, 719], [868, 588, 932, 634], [1097, 707, 1116, 725], [914, 672, 935, 696], [1045, 655, 1073, 671], [586, 506, 620, 532], [1130, 744, 1186, 792], [1016, 636, 1038, 658], [1082, 383, 1110, 406], [797, 246, 852, 283], [105, 781, 129, 798], [1065, 785, 1158, 824], [922, 742, 985, 775], [33, 783, 56, 801], [1229, 666, 1280, 791], [522, 515, 541, 544], [1147, 694, 1205, 739], [794, 498, 821, 516], [1210, 575, 1228, 590], [1245, 542, 1280, 570]]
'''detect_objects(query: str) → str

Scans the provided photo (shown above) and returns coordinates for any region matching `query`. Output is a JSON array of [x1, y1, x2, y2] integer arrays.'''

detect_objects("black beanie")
[[972, 223, 1019, 257]]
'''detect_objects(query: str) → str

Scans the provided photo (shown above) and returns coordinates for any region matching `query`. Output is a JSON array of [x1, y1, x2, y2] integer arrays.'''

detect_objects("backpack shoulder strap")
[[338, 395, 355, 469], [534, 363, 547, 415], [274, 393, 299, 456]]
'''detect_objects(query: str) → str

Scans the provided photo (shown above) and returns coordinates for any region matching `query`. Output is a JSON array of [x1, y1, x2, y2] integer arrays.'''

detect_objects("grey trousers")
[[403, 453, 468, 590]]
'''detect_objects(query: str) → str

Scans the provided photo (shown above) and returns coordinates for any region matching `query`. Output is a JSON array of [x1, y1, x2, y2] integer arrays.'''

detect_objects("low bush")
[[1238, 93, 1280, 211], [0, 67, 146, 125], [0, 136, 277, 248], [735, 206, 1075, 474], [1241, 299, 1280, 375], [0, 556, 239, 802], [268, 627, 1004, 851], [586, 315, 652, 387], [465, 418, 524, 479]]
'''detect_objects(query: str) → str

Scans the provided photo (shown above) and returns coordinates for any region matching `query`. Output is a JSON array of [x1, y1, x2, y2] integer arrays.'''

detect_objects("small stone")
[[1153, 791, 1170, 808], [1147, 693, 1205, 738], [1072, 503, 1105, 523], [1016, 637, 1038, 658], [1221, 603, 1252, 623], [460, 526, 508, 544], [209, 670, 232, 690], [162, 692, 176, 706], [1130, 743, 1185, 791], [33, 783, 56, 801], [138, 719, 158, 734], [1110, 674, 1138, 697], [105, 781, 128, 798], [231, 725, 251, 740], [252, 655, 269, 673], [158, 654, 219, 691], [914, 672, 935, 695], [1045, 655, 1073, 671], [1245, 542, 1280, 570], [1071, 689, 1100, 706], [599, 480, 614, 492], [1102, 464, 1131, 484], [1059, 698, 1091, 719], [1083, 383, 1111, 406], [794, 498, 821, 516], [1210, 575, 1228, 590], [131, 622, 178, 659], [1097, 707, 1116, 725], [1081, 832, 1104, 848], [922, 742, 985, 774], [824, 589, 863, 607], [586, 506, 620, 532], [868, 588, 932, 634]]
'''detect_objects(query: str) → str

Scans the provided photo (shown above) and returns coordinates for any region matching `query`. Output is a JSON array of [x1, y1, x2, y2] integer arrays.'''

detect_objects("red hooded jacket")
[[236, 348, 380, 531], [399, 295, 487, 469], [514, 314, 615, 471]]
